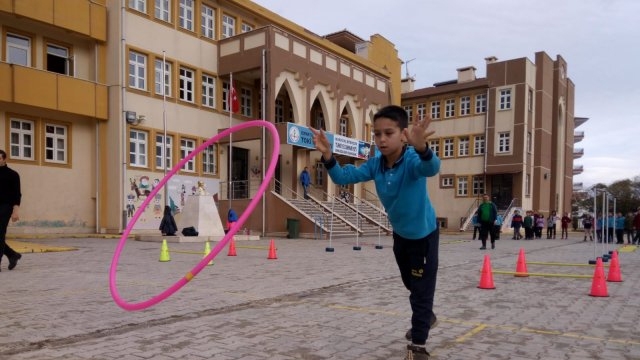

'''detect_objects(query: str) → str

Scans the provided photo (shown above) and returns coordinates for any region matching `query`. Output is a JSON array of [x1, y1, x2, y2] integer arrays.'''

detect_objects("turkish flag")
[[230, 84, 240, 113]]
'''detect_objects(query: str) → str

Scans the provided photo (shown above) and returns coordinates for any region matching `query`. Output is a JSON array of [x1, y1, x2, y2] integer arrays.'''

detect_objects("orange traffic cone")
[[227, 237, 237, 256], [589, 257, 609, 297], [477, 254, 495, 289], [267, 239, 278, 260], [515, 248, 529, 277], [607, 250, 622, 282]]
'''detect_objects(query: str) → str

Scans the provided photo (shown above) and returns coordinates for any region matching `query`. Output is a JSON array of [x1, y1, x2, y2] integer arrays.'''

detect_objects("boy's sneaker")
[[405, 344, 430, 360], [405, 314, 438, 341]]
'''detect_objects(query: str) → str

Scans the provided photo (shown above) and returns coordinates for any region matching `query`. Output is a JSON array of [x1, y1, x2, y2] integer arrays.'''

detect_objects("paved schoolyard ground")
[[1, 232, 639, 359]]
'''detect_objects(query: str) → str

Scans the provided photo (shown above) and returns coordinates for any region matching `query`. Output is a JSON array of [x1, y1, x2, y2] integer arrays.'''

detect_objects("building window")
[[443, 138, 454, 158], [528, 88, 533, 112], [9, 118, 34, 160], [315, 162, 324, 186], [240, 87, 252, 117], [201, 5, 215, 39], [179, 66, 195, 103], [44, 123, 68, 164], [431, 101, 441, 119], [154, 59, 172, 96], [155, 0, 171, 22], [527, 131, 532, 153], [525, 174, 531, 196], [458, 136, 469, 157], [460, 96, 470, 116], [155, 134, 172, 170], [473, 135, 485, 155], [456, 176, 468, 196], [404, 105, 413, 122], [441, 176, 453, 188], [339, 117, 348, 136], [275, 98, 284, 123], [129, 129, 148, 167], [201, 74, 216, 108], [498, 132, 510, 153], [129, 0, 146, 13], [241, 22, 253, 33], [499, 89, 512, 110], [202, 143, 218, 175], [429, 139, 440, 157], [472, 175, 484, 196], [416, 103, 426, 120], [222, 14, 236, 38], [180, 138, 196, 172], [178, 0, 194, 31], [7, 33, 31, 66], [128, 51, 147, 90], [46, 43, 71, 75], [222, 82, 231, 112], [475, 93, 486, 114], [445, 98, 455, 118]]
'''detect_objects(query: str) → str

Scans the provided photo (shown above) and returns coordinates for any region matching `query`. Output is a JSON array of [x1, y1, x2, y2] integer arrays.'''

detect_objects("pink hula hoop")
[[109, 120, 280, 311]]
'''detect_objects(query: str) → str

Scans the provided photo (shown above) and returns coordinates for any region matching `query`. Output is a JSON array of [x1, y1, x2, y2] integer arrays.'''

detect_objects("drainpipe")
[[483, 87, 489, 189], [261, 48, 267, 236], [120, 0, 127, 233]]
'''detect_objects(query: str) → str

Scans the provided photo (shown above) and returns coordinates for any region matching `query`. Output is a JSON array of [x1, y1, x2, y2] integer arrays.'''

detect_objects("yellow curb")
[[7, 240, 77, 253]]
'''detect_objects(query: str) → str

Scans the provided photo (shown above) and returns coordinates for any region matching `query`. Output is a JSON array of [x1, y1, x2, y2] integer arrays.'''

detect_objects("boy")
[[311, 105, 440, 360]]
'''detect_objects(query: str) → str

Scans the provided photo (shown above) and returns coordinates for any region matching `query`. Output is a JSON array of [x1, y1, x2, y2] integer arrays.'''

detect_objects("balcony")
[[573, 182, 584, 191], [573, 148, 584, 159], [0, 62, 107, 120], [573, 165, 584, 175], [574, 131, 584, 143], [575, 117, 589, 128]]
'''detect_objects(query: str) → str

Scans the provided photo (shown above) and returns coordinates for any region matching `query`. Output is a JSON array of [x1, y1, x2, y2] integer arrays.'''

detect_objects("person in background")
[[633, 208, 640, 245], [615, 212, 625, 244], [299, 166, 311, 199], [546, 211, 558, 239], [535, 212, 545, 239], [607, 211, 615, 243], [624, 211, 634, 244], [582, 213, 594, 242], [226, 208, 238, 234], [493, 213, 503, 241], [159, 205, 177, 236], [471, 213, 480, 240], [476, 194, 497, 250], [560, 212, 572, 239], [0, 149, 23, 271], [511, 210, 523, 240], [523, 210, 535, 240]]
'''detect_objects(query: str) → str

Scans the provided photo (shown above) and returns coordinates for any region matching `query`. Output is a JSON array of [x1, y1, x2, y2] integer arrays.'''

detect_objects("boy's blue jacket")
[[323, 146, 440, 239]]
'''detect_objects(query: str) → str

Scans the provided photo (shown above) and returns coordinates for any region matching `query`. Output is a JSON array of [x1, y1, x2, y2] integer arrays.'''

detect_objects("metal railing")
[[459, 198, 481, 231]]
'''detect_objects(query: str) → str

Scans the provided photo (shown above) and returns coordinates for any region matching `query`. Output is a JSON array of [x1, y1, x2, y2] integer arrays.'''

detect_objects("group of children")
[[473, 209, 573, 241]]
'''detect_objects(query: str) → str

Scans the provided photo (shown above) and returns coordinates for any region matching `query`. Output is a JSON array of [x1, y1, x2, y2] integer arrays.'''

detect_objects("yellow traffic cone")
[[159, 239, 171, 262], [204, 241, 213, 266]]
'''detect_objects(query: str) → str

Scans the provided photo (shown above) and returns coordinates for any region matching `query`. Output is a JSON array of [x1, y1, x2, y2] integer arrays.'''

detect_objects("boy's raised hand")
[[405, 115, 435, 152], [310, 127, 333, 160]]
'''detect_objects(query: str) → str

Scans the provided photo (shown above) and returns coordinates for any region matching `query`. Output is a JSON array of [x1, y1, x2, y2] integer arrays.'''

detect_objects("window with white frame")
[[458, 136, 469, 157], [404, 105, 413, 122], [499, 89, 511, 110], [155, 134, 172, 170], [128, 51, 146, 90], [315, 162, 324, 186], [155, 0, 170, 22], [472, 175, 484, 196], [179, 66, 195, 103], [179, 0, 194, 31], [180, 138, 196, 172], [222, 14, 236, 38], [129, 0, 146, 13], [222, 82, 230, 111], [473, 135, 485, 155], [46, 43, 70, 75], [201, 74, 216, 108], [129, 129, 148, 167], [44, 123, 68, 164], [241, 22, 253, 33], [240, 87, 252, 117], [460, 96, 470, 116], [9, 118, 34, 160], [475, 93, 487, 113], [525, 174, 531, 196], [275, 98, 284, 123], [441, 176, 453, 188], [498, 132, 510, 153], [201, 5, 215, 39], [528, 88, 533, 112], [154, 59, 172, 96], [416, 103, 426, 120], [6, 33, 31, 66], [429, 139, 440, 157], [527, 131, 532, 153], [456, 176, 468, 196], [443, 138, 454, 158], [431, 101, 440, 119], [202, 143, 218, 175], [339, 117, 348, 136], [445, 98, 455, 118]]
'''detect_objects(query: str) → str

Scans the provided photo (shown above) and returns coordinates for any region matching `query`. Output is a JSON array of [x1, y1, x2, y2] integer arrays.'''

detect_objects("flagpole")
[[228, 73, 233, 211], [162, 51, 168, 207]]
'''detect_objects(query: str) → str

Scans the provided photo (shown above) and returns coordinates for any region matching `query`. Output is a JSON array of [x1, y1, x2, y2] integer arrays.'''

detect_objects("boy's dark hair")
[[0, 149, 6, 159], [373, 105, 408, 129]]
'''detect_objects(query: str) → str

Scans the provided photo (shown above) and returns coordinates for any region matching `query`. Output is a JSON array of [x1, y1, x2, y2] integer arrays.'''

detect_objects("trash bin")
[[287, 218, 299, 239]]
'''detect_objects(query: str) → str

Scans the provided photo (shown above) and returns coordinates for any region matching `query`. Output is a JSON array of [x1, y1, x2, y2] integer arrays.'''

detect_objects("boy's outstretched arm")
[[405, 115, 435, 152], [310, 128, 333, 160]]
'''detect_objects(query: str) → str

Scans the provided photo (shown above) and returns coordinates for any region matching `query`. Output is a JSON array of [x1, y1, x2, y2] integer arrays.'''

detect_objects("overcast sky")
[[254, 0, 639, 188]]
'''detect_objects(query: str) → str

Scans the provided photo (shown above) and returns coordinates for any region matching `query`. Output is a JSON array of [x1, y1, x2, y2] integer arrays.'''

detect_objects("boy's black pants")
[[393, 229, 439, 346]]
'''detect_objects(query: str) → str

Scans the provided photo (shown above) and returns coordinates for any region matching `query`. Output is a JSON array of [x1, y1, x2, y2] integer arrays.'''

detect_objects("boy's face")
[[373, 118, 405, 157]]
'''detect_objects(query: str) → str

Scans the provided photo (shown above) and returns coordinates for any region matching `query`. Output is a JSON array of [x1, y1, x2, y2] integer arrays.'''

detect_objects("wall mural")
[[126, 172, 220, 230]]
